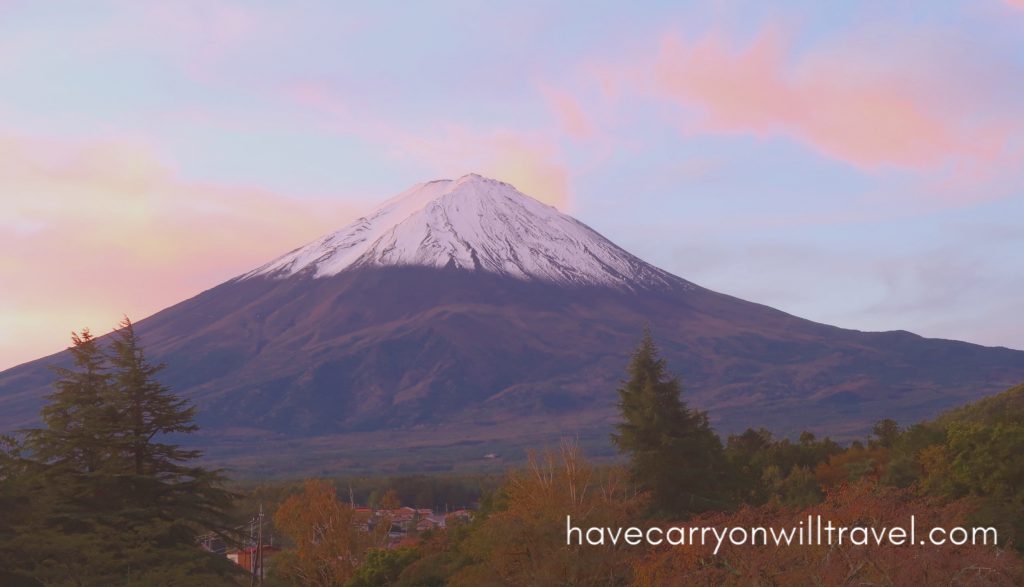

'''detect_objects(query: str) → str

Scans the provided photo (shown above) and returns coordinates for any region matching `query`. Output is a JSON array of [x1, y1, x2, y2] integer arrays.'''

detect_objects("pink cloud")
[[540, 85, 597, 140], [650, 28, 999, 170], [0, 133, 358, 369]]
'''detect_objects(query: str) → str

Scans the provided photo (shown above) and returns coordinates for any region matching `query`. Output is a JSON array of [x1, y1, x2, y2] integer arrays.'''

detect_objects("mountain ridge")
[[2, 175, 1023, 472]]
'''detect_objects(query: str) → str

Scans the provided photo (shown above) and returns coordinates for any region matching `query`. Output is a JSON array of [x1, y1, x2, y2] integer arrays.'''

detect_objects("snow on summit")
[[243, 173, 685, 289]]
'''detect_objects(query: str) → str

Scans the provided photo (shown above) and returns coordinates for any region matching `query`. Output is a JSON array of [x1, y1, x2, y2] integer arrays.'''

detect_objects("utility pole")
[[250, 505, 264, 587], [258, 504, 264, 585], [249, 512, 256, 587]]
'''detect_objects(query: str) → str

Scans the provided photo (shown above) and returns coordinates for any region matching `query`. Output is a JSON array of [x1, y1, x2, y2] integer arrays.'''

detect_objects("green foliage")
[[880, 453, 918, 488], [6, 320, 242, 585], [725, 427, 841, 505], [944, 422, 1024, 499], [870, 418, 901, 449], [28, 329, 112, 474], [391, 523, 473, 587], [102, 318, 239, 552], [894, 422, 945, 455], [935, 382, 1024, 428], [777, 465, 821, 507], [937, 422, 1024, 546], [346, 547, 421, 587], [384, 475, 483, 510], [611, 330, 729, 517], [877, 382, 1024, 549]]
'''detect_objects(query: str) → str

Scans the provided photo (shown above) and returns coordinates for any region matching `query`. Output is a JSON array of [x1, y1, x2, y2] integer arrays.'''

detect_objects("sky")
[[1, 0, 1023, 370]]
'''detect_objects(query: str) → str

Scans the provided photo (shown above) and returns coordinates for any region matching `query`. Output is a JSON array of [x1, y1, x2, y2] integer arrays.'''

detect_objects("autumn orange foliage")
[[631, 481, 1023, 586], [450, 441, 642, 586], [273, 479, 388, 587], [815, 446, 890, 489]]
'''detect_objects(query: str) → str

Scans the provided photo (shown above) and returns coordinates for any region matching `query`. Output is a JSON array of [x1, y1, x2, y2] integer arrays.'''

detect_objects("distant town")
[[203, 505, 475, 577]]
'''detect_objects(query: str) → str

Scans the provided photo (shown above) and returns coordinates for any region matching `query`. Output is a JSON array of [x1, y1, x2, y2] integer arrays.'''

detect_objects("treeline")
[[235, 473, 494, 519], [0, 320, 241, 586], [2, 326, 1023, 585]]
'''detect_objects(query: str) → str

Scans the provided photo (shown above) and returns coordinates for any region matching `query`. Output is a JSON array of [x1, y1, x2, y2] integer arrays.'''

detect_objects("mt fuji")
[[244, 174, 680, 289], [1, 174, 1022, 473]]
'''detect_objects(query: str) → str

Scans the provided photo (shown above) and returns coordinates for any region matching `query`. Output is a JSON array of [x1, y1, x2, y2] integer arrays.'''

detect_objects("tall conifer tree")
[[15, 320, 242, 584], [611, 329, 728, 517], [28, 329, 112, 474], [103, 317, 240, 582], [107, 317, 199, 479], [25, 328, 118, 528], [20, 329, 131, 584]]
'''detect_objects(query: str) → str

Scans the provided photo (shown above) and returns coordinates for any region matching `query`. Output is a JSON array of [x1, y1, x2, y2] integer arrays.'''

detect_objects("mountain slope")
[[1, 174, 1022, 473]]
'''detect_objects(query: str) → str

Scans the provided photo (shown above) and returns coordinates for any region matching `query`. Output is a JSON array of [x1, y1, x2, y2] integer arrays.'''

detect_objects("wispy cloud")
[[650, 26, 1021, 173], [540, 85, 597, 141], [0, 132, 358, 369]]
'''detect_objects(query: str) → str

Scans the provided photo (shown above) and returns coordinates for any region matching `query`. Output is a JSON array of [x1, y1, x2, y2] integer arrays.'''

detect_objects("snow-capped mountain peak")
[[243, 173, 685, 289]]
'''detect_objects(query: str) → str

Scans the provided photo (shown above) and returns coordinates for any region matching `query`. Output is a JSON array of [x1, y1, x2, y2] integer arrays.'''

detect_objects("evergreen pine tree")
[[107, 317, 199, 479], [28, 329, 112, 474], [103, 317, 240, 583], [10, 322, 243, 584], [27, 329, 118, 525], [19, 329, 132, 584], [611, 329, 729, 517]]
